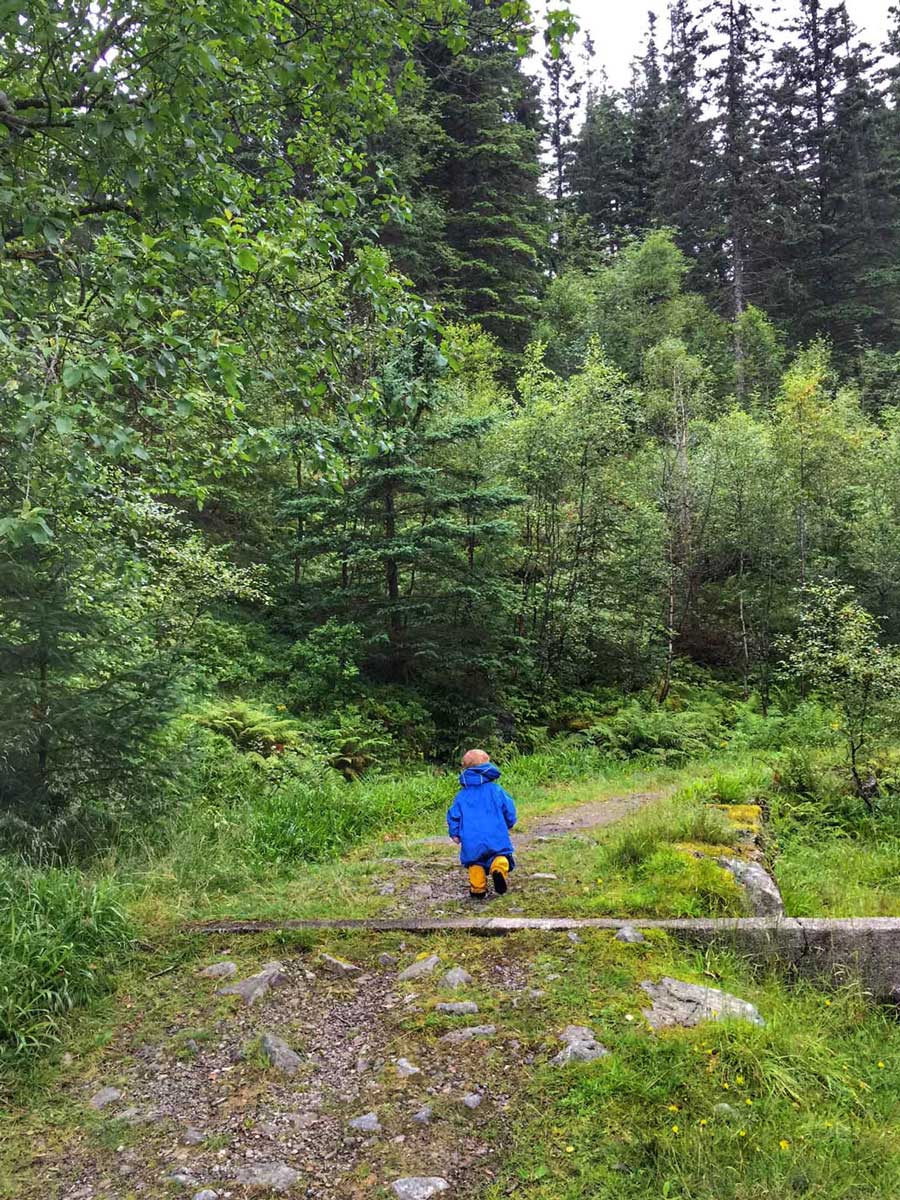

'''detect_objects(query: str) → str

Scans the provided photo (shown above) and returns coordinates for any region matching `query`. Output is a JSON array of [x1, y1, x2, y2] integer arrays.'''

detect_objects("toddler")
[[447, 749, 517, 898]]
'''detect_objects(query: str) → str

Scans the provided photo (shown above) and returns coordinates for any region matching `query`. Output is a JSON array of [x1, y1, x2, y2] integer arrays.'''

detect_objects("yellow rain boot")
[[468, 864, 487, 898], [489, 855, 510, 895]]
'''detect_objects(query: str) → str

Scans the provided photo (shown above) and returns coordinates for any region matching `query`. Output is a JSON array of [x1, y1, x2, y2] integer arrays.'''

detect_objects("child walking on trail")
[[447, 749, 517, 898]]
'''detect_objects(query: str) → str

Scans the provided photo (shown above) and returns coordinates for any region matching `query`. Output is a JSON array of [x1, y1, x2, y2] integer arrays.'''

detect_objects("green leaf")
[[237, 247, 259, 272], [62, 363, 82, 388]]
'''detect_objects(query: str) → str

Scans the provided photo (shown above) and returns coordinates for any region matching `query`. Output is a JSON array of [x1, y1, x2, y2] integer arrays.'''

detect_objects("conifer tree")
[[543, 15, 585, 266], [381, 2, 547, 358], [289, 338, 518, 691], [657, 0, 720, 296]]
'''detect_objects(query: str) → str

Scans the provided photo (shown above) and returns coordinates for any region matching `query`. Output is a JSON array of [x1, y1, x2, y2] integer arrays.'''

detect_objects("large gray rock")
[[218, 961, 288, 1006], [398, 955, 441, 982], [193, 1191, 219, 1200], [348, 1111, 381, 1133], [396, 1057, 421, 1078], [88, 1086, 122, 1110], [391, 1178, 449, 1200], [614, 926, 646, 944], [718, 858, 785, 916], [440, 1024, 496, 1045], [441, 967, 473, 990], [412, 1106, 433, 1125], [640, 977, 764, 1029], [233, 1162, 300, 1192], [552, 1025, 609, 1065], [436, 1001, 478, 1015], [199, 961, 237, 979], [320, 952, 361, 976], [260, 1033, 303, 1077], [462, 1092, 482, 1109]]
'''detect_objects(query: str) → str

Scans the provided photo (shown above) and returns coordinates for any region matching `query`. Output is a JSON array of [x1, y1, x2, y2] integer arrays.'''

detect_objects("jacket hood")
[[459, 762, 501, 786]]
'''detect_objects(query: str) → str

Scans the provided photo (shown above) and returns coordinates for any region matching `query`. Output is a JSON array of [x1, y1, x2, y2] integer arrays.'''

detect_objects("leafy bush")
[[579, 698, 727, 763], [0, 859, 132, 1061], [190, 700, 302, 757]]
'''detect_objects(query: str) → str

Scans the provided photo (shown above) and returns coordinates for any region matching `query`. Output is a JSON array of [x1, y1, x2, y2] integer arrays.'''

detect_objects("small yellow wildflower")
[[667, 1104, 679, 1112], [745, 1099, 753, 1106], [276, 704, 287, 711], [878, 1061, 885, 1069], [779, 1139, 790, 1151], [738, 1130, 747, 1137], [722, 1082, 730, 1090], [824, 999, 831, 1006], [565, 1145, 575, 1153], [699, 1119, 708, 1127], [735, 1075, 744, 1085], [671, 1125, 679, 1134]]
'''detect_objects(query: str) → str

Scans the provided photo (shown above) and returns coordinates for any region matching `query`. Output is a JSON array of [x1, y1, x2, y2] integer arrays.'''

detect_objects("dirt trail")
[[381, 788, 669, 916]]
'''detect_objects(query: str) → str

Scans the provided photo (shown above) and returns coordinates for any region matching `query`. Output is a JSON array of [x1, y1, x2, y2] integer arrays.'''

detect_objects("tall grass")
[[0, 860, 133, 1063]]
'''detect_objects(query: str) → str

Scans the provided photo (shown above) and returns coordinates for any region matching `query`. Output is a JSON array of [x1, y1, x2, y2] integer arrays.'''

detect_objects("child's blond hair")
[[461, 748, 491, 767]]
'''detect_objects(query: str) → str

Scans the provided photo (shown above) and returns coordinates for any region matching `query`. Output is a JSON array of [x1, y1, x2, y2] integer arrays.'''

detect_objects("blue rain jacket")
[[447, 762, 517, 867]]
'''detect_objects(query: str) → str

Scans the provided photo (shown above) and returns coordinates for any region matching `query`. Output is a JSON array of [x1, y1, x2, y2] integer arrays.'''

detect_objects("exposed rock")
[[718, 857, 785, 916], [713, 1102, 740, 1120], [88, 1086, 122, 1111], [441, 967, 473, 990], [199, 961, 237, 979], [193, 1192, 219, 1200], [260, 1033, 303, 1077], [614, 926, 646, 944], [412, 1106, 433, 1125], [180, 1127, 205, 1146], [233, 1162, 301, 1192], [349, 1111, 381, 1133], [530, 872, 557, 880], [462, 1092, 482, 1109], [391, 1177, 450, 1200], [567, 931, 581, 944], [436, 1001, 478, 1015], [379, 952, 399, 967], [552, 1024, 609, 1065], [640, 977, 765, 1029], [440, 1024, 496, 1045], [217, 961, 288, 1006], [396, 1057, 421, 1078], [320, 952, 361, 976], [398, 955, 441, 981], [165, 1170, 199, 1188]]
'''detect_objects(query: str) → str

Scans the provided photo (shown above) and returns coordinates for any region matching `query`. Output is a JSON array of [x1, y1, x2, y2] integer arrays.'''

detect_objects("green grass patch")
[[0, 860, 133, 1065], [484, 934, 900, 1200]]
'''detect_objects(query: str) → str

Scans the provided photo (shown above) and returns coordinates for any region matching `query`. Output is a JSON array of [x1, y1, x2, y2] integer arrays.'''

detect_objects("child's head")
[[461, 748, 491, 768]]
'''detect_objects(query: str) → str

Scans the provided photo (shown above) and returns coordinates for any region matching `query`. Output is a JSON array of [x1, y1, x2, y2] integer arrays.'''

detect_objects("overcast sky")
[[556, 0, 896, 88]]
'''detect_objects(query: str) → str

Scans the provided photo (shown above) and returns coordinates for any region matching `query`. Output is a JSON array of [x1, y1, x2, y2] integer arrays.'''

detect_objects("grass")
[[482, 933, 900, 1200], [0, 860, 133, 1064]]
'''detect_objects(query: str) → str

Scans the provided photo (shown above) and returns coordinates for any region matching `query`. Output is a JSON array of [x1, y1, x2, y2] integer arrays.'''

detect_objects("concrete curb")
[[188, 915, 900, 1001]]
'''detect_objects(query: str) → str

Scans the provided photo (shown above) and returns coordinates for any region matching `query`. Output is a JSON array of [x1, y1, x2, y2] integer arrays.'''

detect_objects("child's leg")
[[489, 855, 510, 894], [467, 864, 487, 897]]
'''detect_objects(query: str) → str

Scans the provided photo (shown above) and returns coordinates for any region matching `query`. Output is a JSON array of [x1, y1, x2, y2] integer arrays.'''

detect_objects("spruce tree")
[[289, 339, 518, 692], [656, 0, 720, 297], [380, 2, 547, 359], [543, 17, 585, 266]]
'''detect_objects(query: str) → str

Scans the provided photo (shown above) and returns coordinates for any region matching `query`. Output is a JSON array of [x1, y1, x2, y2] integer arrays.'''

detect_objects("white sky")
[[556, 0, 896, 88]]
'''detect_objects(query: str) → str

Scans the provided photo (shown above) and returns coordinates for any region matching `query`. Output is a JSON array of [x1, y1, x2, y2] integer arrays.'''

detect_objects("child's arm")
[[447, 797, 462, 844], [500, 788, 517, 829]]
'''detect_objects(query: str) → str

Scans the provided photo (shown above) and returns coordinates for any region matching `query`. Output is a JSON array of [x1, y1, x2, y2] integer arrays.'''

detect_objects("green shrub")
[[0, 860, 133, 1062], [581, 699, 725, 763], [190, 700, 302, 757]]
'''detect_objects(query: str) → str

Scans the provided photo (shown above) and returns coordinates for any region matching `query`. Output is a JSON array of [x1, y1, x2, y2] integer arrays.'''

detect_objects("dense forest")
[[5, 0, 900, 859]]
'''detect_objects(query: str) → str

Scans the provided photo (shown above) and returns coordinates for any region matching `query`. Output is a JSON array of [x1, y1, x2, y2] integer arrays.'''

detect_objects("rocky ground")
[[5, 788, 784, 1200]]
